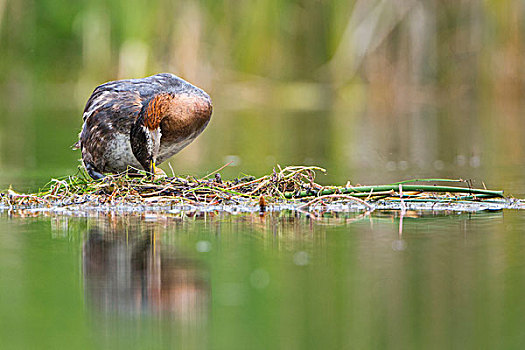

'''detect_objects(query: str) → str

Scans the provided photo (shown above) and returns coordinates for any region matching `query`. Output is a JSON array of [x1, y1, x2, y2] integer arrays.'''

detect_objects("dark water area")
[[2, 210, 525, 349]]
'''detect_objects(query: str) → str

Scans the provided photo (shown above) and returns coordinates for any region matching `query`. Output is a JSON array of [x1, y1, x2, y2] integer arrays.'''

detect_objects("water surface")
[[1, 209, 525, 349]]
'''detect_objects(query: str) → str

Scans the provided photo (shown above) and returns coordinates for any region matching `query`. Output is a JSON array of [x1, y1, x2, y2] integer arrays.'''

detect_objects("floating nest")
[[0, 165, 522, 214]]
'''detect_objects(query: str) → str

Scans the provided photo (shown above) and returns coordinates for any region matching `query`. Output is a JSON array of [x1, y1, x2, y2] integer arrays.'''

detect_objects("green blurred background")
[[1, 0, 524, 191]]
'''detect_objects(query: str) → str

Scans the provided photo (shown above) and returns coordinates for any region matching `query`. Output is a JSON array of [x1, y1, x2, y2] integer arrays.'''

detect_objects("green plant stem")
[[285, 185, 504, 199]]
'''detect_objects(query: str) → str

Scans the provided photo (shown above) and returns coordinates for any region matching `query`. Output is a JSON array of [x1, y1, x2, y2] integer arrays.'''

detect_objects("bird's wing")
[[82, 82, 144, 123], [82, 74, 185, 121], [79, 104, 141, 173], [82, 73, 194, 123], [78, 80, 146, 161]]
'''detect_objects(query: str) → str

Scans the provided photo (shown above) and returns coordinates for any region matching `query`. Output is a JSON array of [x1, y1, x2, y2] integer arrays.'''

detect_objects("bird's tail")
[[72, 131, 82, 150], [71, 140, 81, 150]]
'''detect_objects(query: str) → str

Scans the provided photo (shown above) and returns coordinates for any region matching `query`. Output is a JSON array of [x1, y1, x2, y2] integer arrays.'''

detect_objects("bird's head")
[[130, 95, 168, 174]]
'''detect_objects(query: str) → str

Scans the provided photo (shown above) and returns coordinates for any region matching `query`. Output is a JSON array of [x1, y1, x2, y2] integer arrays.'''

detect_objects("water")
[[1, 209, 525, 349], [2, 2, 525, 348], [1, 101, 525, 349]]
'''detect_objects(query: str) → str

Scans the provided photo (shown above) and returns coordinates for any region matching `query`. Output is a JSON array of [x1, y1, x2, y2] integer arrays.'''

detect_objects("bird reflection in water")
[[82, 227, 209, 325]]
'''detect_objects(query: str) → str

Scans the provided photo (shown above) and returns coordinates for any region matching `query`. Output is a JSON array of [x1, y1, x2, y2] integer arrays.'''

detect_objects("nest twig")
[[0, 164, 506, 211]]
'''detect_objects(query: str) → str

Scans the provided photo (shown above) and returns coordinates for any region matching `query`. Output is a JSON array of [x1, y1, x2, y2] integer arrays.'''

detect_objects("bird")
[[74, 73, 213, 180]]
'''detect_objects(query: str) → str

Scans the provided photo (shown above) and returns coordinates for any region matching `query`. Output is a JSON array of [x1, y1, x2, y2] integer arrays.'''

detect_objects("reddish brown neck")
[[143, 93, 173, 130]]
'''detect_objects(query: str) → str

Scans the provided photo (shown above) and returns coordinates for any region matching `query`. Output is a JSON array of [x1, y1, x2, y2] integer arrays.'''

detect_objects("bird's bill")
[[149, 160, 156, 175]]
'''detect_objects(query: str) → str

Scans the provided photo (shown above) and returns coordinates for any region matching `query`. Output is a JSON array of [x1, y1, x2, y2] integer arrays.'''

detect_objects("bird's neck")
[[143, 93, 173, 130]]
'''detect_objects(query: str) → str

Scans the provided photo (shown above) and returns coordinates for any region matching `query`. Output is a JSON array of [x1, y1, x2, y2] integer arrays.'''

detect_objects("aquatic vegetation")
[[1, 165, 520, 214]]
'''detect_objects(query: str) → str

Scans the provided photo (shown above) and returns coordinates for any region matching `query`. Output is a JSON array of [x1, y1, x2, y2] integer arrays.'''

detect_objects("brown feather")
[[144, 94, 172, 130], [159, 94, 213, 144]]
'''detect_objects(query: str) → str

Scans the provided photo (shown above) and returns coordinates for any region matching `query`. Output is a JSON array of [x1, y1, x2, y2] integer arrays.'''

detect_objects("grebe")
[[75, 73, 212, 179]]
